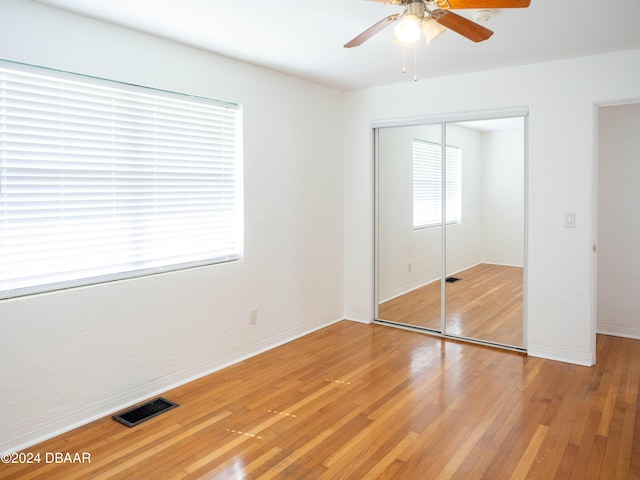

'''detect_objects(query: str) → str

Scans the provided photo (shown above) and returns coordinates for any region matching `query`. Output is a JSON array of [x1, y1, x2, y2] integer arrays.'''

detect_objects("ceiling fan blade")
[[344, 14, 400, 48], [443, 0, 530, 8], [431, 9, 493, 42], [365, 0, 403, 3]]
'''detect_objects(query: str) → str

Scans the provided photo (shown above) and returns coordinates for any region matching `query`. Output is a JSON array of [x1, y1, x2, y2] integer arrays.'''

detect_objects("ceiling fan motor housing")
[[406, 1, 426, 17]]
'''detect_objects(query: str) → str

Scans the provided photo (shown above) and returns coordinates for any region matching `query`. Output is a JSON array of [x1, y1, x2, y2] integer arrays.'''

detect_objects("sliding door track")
[[374, 319, 527, 354]]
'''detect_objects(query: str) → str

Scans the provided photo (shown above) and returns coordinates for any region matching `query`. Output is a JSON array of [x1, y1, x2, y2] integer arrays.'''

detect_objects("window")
[[0, 62, 243, 299], [413, 139, 461, 229]]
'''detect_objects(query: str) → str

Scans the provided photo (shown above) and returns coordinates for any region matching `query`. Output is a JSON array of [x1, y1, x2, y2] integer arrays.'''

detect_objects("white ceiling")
[[36, 0, 640, 91]]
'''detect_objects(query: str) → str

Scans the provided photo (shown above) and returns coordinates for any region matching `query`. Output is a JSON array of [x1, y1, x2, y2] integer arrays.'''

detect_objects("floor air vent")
[[113, 397, 178, 427], [446, 277, 461, 283]]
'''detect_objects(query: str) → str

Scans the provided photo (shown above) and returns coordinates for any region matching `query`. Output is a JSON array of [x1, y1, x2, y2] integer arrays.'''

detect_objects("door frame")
[[592, 98, 640, 364]]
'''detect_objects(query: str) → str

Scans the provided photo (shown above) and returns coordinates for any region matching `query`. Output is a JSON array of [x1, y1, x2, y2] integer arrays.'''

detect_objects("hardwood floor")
[[379, 263, 524, 347], [3, 321, 639, 479]]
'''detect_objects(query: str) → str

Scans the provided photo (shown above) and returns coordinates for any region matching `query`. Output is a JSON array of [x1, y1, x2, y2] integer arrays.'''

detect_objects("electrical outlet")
[[250, 309, 258, 325]]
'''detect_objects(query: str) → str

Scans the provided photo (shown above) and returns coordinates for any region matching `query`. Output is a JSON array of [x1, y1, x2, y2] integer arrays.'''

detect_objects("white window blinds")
[[413, 139, 461, 229], [0, 63, 243, 299]]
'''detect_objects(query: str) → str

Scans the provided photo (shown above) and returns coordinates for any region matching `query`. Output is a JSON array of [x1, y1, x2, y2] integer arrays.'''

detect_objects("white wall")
[[597, 102, 640, 339], [481, 128, 525, 266], [444, 125, 484, 276], [344, 48, 640, 366], [0, 0, 344, 453]]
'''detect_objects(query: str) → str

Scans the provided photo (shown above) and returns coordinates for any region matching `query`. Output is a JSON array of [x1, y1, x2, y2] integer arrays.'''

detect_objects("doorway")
[[596, 102, 640, 340]]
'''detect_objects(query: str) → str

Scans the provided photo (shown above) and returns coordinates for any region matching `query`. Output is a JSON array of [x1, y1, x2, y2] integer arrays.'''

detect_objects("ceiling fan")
[[344, 0, 531, 48]]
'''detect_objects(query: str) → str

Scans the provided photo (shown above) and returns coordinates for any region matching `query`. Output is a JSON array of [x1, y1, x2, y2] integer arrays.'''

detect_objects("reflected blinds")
[[412, 139, 461, 228]]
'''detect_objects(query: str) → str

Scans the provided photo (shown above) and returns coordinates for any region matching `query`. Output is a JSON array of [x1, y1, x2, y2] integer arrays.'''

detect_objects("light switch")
[[565, 212, 575, 228]]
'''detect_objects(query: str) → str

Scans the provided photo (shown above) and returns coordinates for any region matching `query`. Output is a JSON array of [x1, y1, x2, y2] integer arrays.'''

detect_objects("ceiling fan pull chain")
[[402, 46, 406, 74]]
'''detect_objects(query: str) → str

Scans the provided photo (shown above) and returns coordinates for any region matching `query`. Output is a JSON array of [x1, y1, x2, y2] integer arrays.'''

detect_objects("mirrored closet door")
[[377, 123, 444, 332], [375, 114, 526, 350]]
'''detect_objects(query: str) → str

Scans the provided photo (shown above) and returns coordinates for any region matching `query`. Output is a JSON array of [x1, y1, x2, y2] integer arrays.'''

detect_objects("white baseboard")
[[482, 261, 524, 268], [527, 343, 594, 367], [344, 317, 371, 324], [3, 316, 344, 454], [597, 323, 640, 340]]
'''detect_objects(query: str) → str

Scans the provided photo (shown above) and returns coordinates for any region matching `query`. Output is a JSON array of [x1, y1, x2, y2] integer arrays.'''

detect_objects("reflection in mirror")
[[377, 124, 443, 331], [444, 118, 525, 347], [375, 115, 526, 351]]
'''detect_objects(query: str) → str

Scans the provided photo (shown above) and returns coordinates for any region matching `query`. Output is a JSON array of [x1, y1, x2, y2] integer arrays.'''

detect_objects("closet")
[[375, 113, 527, 350]]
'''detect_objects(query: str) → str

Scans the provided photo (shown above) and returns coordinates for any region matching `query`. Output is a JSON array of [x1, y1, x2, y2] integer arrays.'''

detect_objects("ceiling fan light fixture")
[[422, 17, 447, 45], [394, 14, 422, 44], [393, 36, 417, 49], [472, 9, 494, 23]]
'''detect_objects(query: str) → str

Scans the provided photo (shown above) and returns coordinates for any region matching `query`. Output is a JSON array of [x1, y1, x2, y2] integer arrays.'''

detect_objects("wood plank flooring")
[[379, 263, 523, 347], [2, 321, 639, 479]]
